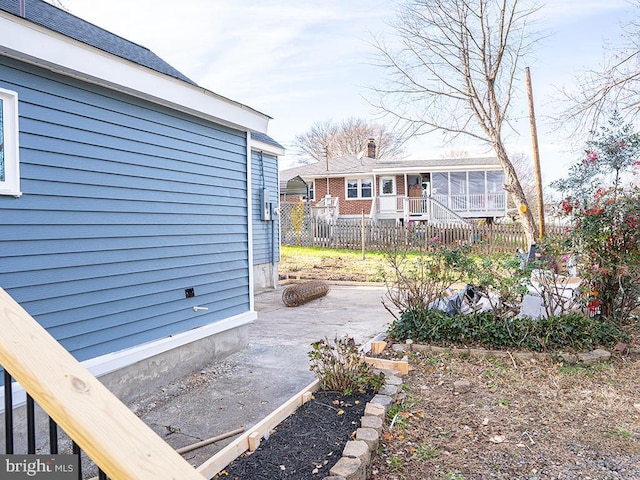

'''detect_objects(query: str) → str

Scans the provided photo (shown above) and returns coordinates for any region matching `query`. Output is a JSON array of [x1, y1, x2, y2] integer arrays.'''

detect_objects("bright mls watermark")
[[0, 455, 78, 479]]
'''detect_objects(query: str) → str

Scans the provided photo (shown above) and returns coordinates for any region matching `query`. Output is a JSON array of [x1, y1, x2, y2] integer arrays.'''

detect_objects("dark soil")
[[215, 389, 375, 480]]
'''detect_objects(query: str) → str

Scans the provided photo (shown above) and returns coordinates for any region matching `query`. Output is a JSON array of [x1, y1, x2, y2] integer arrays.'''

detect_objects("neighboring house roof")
[[280, 156, 503, 182], [0, 0, 196, 85], [280, 155, 378, 180]]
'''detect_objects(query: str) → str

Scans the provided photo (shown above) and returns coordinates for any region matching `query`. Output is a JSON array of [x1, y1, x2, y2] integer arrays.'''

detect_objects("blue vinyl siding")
[[0, 56, 251, 362], [251, 150, 280, 265]]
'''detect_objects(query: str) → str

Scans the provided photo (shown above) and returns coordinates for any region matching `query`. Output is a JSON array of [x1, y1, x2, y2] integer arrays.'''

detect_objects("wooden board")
[[370, 341, 388, 355], [364, 356, 409, 375], [0, 288, 205, 480], [197, 378, 320, 478]]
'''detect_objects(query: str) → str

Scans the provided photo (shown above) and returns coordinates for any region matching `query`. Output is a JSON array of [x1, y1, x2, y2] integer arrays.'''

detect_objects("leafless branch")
[[368, 0, 542, 243], [554, 0, 640, 137], [292, 118, 407, 162]]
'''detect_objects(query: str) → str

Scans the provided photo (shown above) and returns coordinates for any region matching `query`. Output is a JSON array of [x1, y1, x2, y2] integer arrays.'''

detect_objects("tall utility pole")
[[324, 145, 330, 196], [525, 67, 545, 238]]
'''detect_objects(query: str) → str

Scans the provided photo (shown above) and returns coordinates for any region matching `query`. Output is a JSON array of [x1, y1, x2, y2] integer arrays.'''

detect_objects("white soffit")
[[251, 138, 285, 157], [0, 12, 270, 133], [372, 164, 502, 174]]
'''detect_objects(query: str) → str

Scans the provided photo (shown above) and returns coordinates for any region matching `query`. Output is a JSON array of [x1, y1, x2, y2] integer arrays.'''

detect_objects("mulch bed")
[[215, 389, 375, 480]]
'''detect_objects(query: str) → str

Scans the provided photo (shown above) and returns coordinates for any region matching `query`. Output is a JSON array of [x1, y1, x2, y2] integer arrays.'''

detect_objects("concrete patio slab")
[[131, 284, 393, 470]]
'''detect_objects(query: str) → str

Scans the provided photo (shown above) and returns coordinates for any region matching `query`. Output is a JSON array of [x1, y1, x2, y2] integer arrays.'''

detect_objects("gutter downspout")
[[246, 132, 255, 311], [259, 151, 278, 290], [262, 151, 277, 290], [271, 208, 276, 289]]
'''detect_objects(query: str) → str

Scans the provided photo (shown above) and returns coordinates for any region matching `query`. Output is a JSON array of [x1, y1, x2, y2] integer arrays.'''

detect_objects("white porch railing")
[[371, 195, 470, 224], [311, 195, 339, 221], [372, 192, 506, 223], [433, 193, 506, 214], [425, 197, 468, 224]]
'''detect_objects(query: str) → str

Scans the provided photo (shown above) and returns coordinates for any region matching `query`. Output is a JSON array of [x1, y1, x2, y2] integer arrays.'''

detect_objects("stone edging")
[[397, 342, 616, 366], [321, 368, 404, 480]]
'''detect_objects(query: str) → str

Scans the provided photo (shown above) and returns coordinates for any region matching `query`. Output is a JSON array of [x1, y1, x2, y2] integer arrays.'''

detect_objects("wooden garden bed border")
[[196, 332, 410, 478], [196, 378, 320, 478], [362, 334, 410, 376]]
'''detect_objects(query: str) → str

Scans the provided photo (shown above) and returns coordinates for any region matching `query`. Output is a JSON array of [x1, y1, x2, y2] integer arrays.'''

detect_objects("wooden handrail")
[[0, 288, 205, 480]]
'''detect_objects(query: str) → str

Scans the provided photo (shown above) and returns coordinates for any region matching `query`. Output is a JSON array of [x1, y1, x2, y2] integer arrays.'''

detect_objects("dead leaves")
[[372, 353, 640, 479]]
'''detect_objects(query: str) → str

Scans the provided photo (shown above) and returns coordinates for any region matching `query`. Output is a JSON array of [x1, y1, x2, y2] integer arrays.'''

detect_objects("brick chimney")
[[367, 138, 376, 159]]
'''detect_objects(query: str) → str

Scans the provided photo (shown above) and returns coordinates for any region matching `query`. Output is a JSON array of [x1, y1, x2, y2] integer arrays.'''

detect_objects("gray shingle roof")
[[251, 131, 284, 150], [280, 156, 501, 182], [0, 0, 197, 85], [280, 155, 376, 180]]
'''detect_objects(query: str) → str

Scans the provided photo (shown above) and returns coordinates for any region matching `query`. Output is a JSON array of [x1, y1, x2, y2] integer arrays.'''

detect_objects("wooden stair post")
[[0, 288, 206, 480]]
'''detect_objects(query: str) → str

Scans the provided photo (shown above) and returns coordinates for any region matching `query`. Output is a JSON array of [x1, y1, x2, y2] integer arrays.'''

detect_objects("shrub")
[[381, 237, 475, 315], [467, 254, 529, 318], [308, 336, 385, 394], [388, 309, 627, 352], [551, 112, 640, 324]]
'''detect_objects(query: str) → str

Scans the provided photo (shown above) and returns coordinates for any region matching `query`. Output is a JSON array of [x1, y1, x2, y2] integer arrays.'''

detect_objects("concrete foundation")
[[1, 322, 250, 455], [100, 322, 250, 405], [253, 262, 278, 293]]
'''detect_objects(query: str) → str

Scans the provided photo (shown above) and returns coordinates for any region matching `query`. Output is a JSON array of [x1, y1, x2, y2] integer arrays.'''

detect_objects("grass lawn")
[[279, 245, 391, 282], [279, 245, 492, 283]]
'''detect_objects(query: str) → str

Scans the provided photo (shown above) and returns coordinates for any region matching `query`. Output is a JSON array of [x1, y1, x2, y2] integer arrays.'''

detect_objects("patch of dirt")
[[370, 352, 640, 480], [213, 389, 374, 480], [279, 254, 376, 283]]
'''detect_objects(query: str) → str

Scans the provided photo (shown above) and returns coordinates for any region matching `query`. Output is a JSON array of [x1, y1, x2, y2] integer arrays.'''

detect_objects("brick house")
[[280, 145, 508, 225]]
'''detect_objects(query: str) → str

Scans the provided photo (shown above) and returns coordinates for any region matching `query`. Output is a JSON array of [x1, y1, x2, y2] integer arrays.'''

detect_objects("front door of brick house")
[[379, 176, 396, 216]]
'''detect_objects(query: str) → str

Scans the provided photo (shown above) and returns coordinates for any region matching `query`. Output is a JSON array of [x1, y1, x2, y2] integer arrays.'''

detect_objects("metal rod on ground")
[[176, 427, 245, 455]]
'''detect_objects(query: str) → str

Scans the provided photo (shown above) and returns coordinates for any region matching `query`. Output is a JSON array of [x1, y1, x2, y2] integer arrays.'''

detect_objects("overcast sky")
[[60, 0, 635, 183]]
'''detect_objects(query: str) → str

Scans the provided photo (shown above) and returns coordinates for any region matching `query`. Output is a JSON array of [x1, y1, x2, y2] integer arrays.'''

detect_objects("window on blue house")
[[0, 88, 20, 196]]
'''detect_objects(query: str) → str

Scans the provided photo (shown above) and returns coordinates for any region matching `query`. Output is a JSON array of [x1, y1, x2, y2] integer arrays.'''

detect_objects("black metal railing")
[[3, 370, 108, 479]]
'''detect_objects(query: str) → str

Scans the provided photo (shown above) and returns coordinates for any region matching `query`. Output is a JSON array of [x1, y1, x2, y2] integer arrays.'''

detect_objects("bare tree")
[[509, 152, 537, 215], [556, 1, 640, 136], [370, 0, 541, 244], [438, 148, 471, 159], [293, 118, 406, 162]]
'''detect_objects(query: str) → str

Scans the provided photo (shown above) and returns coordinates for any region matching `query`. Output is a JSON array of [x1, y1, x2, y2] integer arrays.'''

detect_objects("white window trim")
[[309, 180, 315, 200], [345, 177, 373, 200], [379, 176, 396, 195], [0, 87, 21, 197]]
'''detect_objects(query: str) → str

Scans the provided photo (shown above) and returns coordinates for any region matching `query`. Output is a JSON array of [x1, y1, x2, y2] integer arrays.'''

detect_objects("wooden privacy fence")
[[280, 203, 566, 254]]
